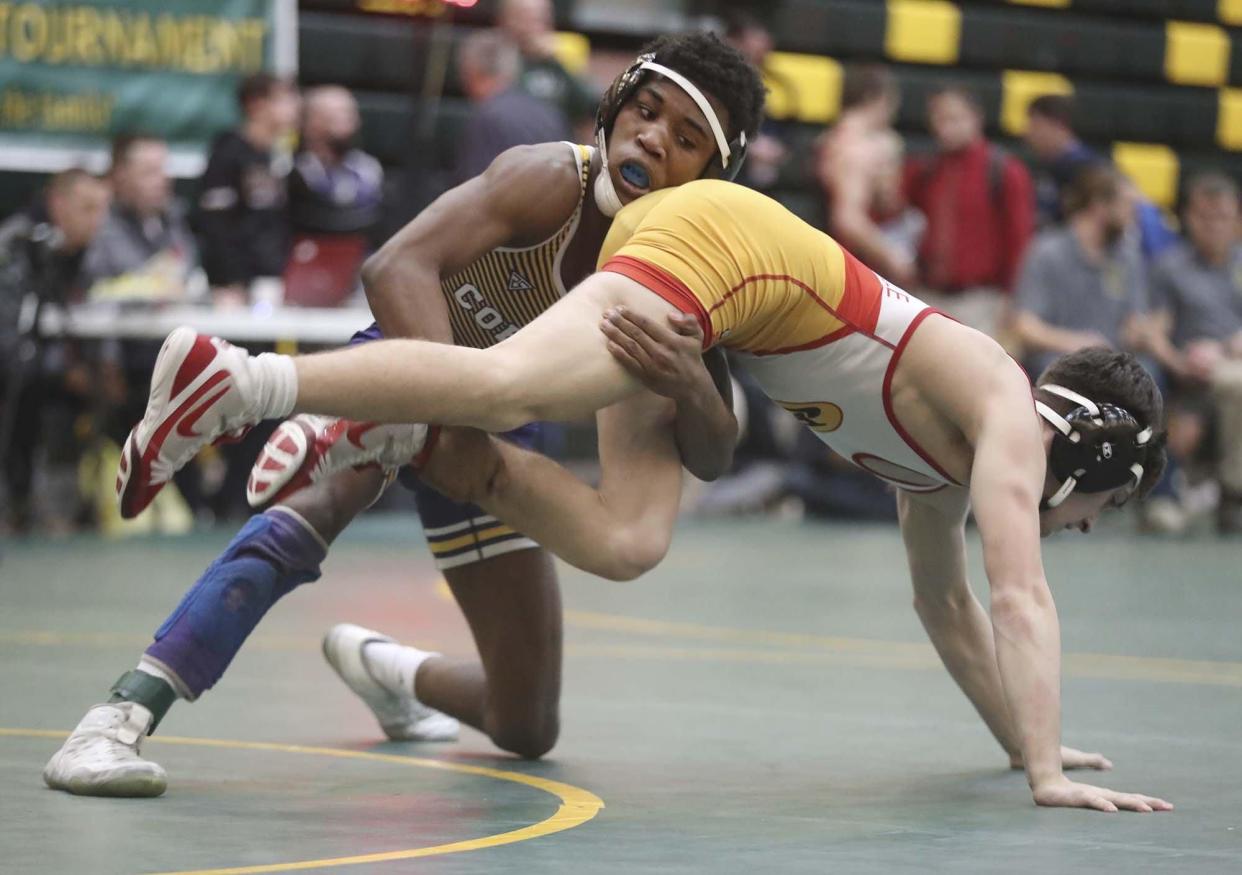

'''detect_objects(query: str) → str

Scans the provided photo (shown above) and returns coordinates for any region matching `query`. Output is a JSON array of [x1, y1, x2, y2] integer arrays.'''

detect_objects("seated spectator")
[[1026, 95, 1176, 260], [285, 86, 384, 306], [1122, 177, 1179, 262], [82, 135, 208, 522], [816, 65, 913, 285], [1025, 95, 1099, 229], [904, 85, 1034, 337], [1012, 163, 1147, 378], [499, 0, 597, 130], [0, 169, 110, 533], [451, 29, 570, 187], [84, 133, 198, 300], [1015, 162, 1184, 533], [194, 73, 300, 308], [1145, 173, 1242, 534]]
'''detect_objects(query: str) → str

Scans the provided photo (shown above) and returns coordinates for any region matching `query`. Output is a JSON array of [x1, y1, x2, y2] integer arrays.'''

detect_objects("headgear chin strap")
[[1035, 384, 1153, 509], [593, 53, 748, 218], [593, 126, 625, 218]]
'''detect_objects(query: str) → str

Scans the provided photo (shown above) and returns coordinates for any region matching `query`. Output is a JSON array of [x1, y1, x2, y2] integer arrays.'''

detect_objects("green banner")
[[0, 0, 288, 167]]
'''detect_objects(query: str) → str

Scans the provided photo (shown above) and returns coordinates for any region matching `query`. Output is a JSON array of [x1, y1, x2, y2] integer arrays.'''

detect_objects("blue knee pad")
[[146, 511, 325, 698]]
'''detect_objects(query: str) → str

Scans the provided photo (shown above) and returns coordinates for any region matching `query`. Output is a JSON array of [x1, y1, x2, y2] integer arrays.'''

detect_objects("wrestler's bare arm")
[[968, 366, 1170, 812], [898, 488, 1111, 773], [898, 488, 1021, 757], [363, 144, 581, 344]]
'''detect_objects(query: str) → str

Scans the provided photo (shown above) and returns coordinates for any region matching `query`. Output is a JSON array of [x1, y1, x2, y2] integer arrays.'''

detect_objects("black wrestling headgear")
[[1035, 384, 1154, 508]]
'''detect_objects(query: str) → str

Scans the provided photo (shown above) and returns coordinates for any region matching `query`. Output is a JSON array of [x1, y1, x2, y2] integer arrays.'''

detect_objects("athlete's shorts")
[[350, 323, 542, 569]]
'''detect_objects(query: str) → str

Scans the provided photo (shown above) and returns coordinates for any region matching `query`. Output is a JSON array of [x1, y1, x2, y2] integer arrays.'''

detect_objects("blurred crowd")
[[2, 4, 1239, 537], [692, 14, 1242, 537], [0, 0, 590, 535]]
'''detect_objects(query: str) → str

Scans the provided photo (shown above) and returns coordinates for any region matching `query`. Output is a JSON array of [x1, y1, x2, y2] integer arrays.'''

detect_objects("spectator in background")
[[83, 135, 207, 522], [498, 0, 596, 128], [723, 12, 790, 193], [1146, 173, 1242, 533], [84, 134, 198, 299], [288, 86, 383, 238], [1012, 163, 1147, 378], [1025, 94, 1098, 229], [194, 72, 298, 518], [195, 73, 300, 308], [452, 29, 570, 187], [1026, 94, 1176, 259], [816, 65, 914, 286], [904, 85, 1034, 337], [871, 130, 925, 269], [284, 86, 384, 307], [0, 169, 110, 533]]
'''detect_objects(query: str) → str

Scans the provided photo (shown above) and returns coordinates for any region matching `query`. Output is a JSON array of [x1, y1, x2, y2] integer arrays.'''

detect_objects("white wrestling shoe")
[[247, 416, 437, 508], [43, 702, 168, 797], [322, 623, 459, 742], [117, 327, 269, 519]]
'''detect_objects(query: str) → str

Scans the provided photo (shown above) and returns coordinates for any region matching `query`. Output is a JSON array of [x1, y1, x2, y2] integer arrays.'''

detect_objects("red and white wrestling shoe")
[[117, 327, 266, 519], [247, 415, 438, 508]]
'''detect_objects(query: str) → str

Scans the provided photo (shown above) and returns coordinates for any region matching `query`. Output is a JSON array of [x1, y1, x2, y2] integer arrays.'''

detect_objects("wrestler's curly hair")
[[636, 31, 767, 144]]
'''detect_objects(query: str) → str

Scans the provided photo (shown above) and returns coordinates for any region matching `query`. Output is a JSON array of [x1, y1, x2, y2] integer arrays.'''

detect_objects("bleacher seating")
[[3, 1, 1240, 221], [292, 0, 1242, 219]]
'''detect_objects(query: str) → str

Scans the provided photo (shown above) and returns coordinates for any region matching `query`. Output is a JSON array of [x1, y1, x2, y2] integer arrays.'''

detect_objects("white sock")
[[249, 352, 298, 420], [135, 658, 190, 700], [362, 641, 437, 701]]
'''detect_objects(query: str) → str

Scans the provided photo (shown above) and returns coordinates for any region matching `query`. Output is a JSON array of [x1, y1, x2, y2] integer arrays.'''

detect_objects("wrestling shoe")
[[117, 327, 266, 519], [322, 623, 459, 742], [43, 702, 167, 797], [247, 416, 437, 508]]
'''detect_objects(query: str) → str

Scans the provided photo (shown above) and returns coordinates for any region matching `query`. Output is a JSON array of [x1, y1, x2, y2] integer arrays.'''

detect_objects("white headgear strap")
[[1034, 401, 1075, 440], [1040, 384, 1100, 417], [1035, 385, 1150, 507], [637, 60, 737, 169], [593, 127, 624, 218], [1036, 388, 1088, 508], [593, 59, 741, 218], [1046, 475, 1079, 509]]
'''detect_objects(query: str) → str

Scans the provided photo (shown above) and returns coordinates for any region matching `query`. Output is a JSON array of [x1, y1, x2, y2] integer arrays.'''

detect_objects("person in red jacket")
[[904, 85, 1034, 339]]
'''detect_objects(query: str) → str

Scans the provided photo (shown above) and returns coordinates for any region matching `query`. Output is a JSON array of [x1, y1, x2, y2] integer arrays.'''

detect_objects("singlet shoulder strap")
[[566, 141, 593, 199]]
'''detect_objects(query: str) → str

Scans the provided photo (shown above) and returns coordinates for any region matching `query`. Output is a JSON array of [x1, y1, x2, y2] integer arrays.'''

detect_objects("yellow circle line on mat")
[[2, 728, 604, 875]]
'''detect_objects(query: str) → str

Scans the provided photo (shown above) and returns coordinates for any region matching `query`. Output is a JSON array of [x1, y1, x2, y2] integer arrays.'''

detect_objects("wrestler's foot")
[[247, 416, 436, 508], [43, 702, 167, 797], [118, 328, 292, 518], [322, 623, 458, 742]]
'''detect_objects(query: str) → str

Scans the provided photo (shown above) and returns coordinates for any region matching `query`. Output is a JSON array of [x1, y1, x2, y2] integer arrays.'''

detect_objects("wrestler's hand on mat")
[[1031, 777, 1173, 813], [1010, 746, 1112, 772], [601, 307, 712, 402]]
